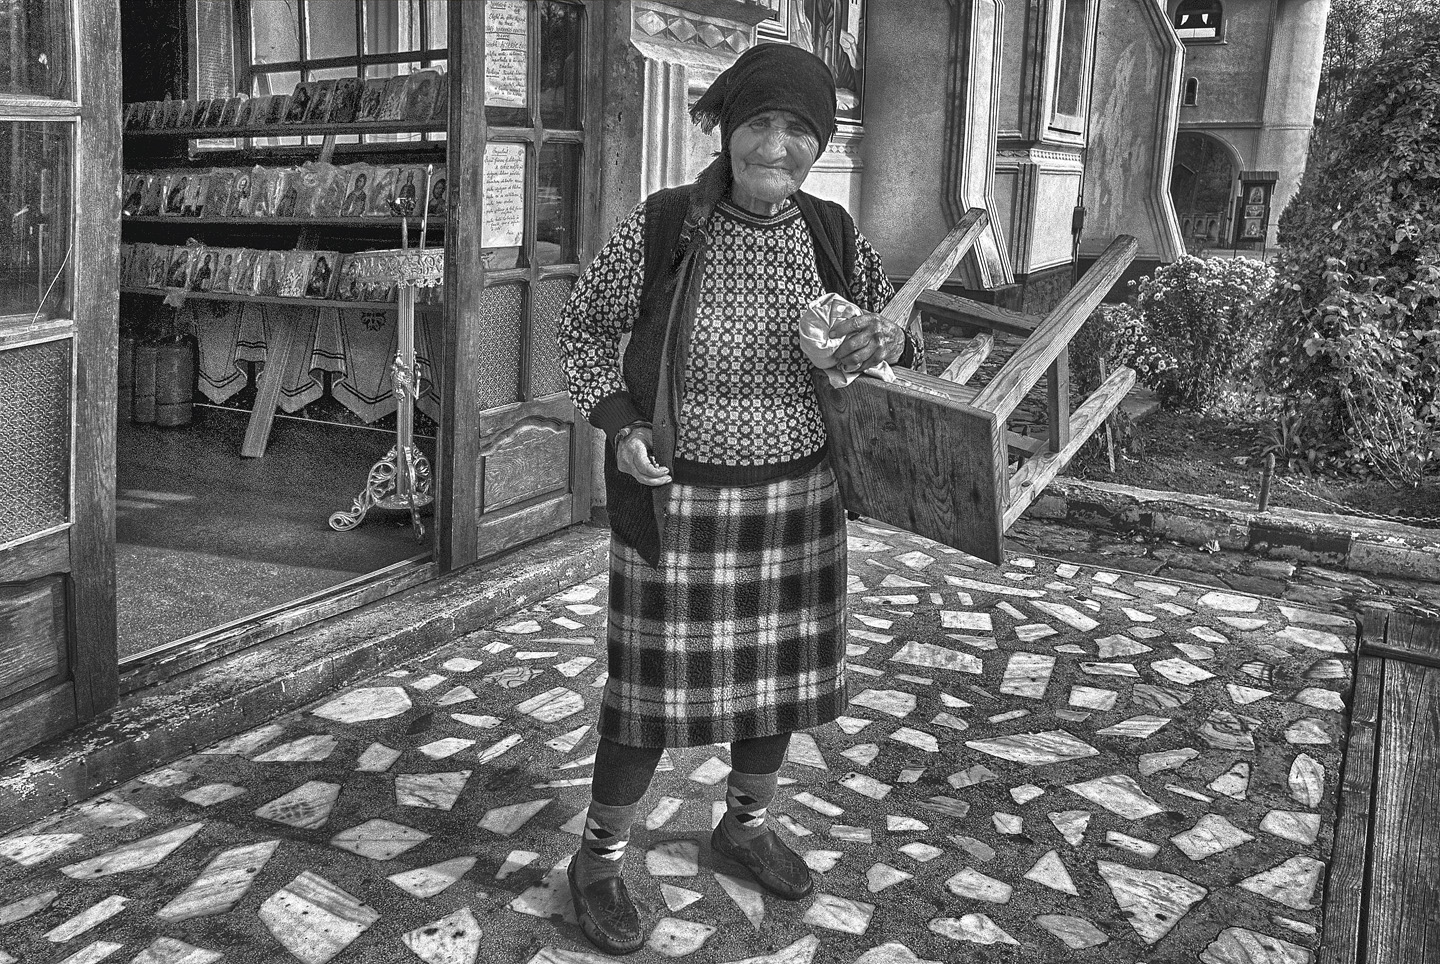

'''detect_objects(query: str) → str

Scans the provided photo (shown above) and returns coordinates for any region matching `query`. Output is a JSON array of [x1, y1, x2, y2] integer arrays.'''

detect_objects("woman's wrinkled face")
[[728, 109, 820, 210]]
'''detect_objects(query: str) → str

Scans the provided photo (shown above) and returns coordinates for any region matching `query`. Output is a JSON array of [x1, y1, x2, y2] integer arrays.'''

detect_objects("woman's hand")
[[616, 424, 672, 487], [830, 310, 905, 374]]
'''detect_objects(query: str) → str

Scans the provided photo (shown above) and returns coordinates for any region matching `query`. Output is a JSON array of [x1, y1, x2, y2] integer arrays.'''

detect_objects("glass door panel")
[[0, 0, 72, 99], [0, 121, 72, 320]]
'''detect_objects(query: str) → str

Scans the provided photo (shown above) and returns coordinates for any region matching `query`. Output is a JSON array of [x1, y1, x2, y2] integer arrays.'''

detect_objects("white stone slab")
[[1069, 686, 1118, 711], [1208, 762, 1251, 800], [1096, 861, 1207, 945], [252, 734, 337, 763], [928, 914, 1019, 945], [396, 771, 471, 811], [889, 727, 939, 752], [999, 652, 1055, 699], [898, 842, 943, 863], [0, 832, 82, 866], [1106, 831, 1160, 858], [1096, 716, 1171, 739], [157, 839, 279, 921], [309, 686, 412, 725], [254, 781, 341, 830], [1201, 710, 1260, 750], [1049, 810, 1091, 846], [1174, 642, 1216, 661], [1066, 774, 1165, 819], [1010, 784, 1045, 804], [866, 862, 914, 893], [1080, 662, 1141, 678], [508, 859, 575, 925], [200, 723, 285, 756], [494, 851, 539, 881], [476, 734, 524, 765], [481, 798, 553, 835], [1239, 856, 1325, 910], [1201, 927, 1313, 964], [851, 689, 917, 717], [645, 839, 700, 877], [62, 821, 204, 879], [966, 730, 1099, 766], [715, 871, 767, 929], [1279, 625, 1348, 653], [659, 883, 703, 912], [829, 824, 874, 843], [841, 743, 880, 766], [803, 893, 875, 935], [940, 610, 992, 631], [1024, 850, 1078, 895], [1294, 687, 1346, 712], [330, 818, 430, 860], [890, 641, 983, 674], [1286, 719, 1332, 744], [1151, 658, 1216, 686], [401, 906, 482, 964], [687, 756, 730, 785], [645, 918, 715, 958], [1096, 635, 1152, 658], [417, 737, 475, 760], [1289, 753, 1326, 807], [544, 724, 589, 753], [1035, 915, 1109, 950], [129, 936, 223, 964], [793, 792, 844, 817], [515, 687, 584, 722], [388, 856, 477, 898], [1030, 600, 1100, 631], [644, 797, 684, 831], [1171, 814, 1255, 860], [946, 867, 1012, 903], [840, 772, 893, 800], [1198, 591, 1261, 612], [1261, 810, 1322, 845], [257, 872, 379, 964]]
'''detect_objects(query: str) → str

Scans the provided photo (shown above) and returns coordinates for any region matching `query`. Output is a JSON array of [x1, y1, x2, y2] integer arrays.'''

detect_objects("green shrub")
[[1262, 22, 1440, 485]]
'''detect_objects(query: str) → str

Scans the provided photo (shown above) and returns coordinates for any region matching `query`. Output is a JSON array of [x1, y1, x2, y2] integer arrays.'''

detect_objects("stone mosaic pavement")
[[0, 522, 1356, 964]]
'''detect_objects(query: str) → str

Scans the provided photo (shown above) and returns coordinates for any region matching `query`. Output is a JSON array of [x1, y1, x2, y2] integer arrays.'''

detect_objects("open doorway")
[[116, 0, 445, 662], [1170, 131, 1238, 253]]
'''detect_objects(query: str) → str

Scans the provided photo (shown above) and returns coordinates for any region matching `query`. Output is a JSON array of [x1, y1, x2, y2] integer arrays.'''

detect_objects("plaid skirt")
[[600, 461, 848, 748]]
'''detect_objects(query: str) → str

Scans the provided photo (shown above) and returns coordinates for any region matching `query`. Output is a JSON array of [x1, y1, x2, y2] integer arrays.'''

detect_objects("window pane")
[[306, 0, 358, 59], [1, 122, 72, 319], [1053, 0, 1088, 118], [251, 0, 300, 64], [365, 0, 421, 54], [0, 0, 70, 98], [540, 2, 581, 129], [537, 142, 579, 265], [426, 0, 448, 49], [486, 0, 529, 126]]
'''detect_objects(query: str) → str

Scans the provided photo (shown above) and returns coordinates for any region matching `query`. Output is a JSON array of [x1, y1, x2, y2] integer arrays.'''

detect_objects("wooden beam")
[[239, 306, 308, 458], [1003, 365, 1136, 527], [1047, 350, 1071, 452], [437, 1, 488, 572], [881, 208, 989, 325], [973, 235, 1138, 422], [69, 0, 123, 719], [1362, 611, 1440, 669], [0, 527, 71, 583], [938, 332, 993, 385], [1318, 616, 1383, 964], [916, 290, 1040, 338], [1366, 654, 1440, 964]]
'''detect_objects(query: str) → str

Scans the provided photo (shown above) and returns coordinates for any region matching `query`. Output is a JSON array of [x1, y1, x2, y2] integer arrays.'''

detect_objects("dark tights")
[[591, 732, 793, 807]]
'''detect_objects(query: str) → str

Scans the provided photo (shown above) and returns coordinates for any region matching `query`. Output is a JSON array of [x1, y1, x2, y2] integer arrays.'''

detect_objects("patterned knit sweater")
[[557, 198, 900, 476]]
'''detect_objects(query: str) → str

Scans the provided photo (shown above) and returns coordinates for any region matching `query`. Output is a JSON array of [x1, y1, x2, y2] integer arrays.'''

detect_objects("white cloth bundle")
[[798, 291, 897, 388]]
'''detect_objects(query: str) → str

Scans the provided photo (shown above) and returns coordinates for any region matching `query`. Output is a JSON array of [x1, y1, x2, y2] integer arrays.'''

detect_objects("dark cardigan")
[[587, 185, 909, 566]]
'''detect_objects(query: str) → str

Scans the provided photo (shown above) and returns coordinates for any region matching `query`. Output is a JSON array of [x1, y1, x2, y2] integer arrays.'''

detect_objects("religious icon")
[[1244, 204, 1265, 219], [285, 83, 312, 124], [191, 251, 215, 292], [428, 176, 448, 218], [228, 173, 253, 217], [164, 174, 188, 215], [342, 170, 370, 217], [306, 254, 334, 298], [1247, 186, 1266, 206], [213, 250, 234, 293], [1241, 217, 1265, 240]]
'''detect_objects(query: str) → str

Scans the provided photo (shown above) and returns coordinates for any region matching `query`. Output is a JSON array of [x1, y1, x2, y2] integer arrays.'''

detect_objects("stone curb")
[[0, 525, 611, 835], [1025, 477, 1440, 584]]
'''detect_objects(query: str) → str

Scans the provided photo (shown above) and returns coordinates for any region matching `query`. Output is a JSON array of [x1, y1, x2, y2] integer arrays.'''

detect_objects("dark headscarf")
[[690, 42, 837, 155], [678, 44, 837, 252]]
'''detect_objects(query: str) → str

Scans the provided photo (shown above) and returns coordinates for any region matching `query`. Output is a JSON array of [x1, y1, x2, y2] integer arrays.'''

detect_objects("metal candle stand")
[[329, 169, 440, 540]]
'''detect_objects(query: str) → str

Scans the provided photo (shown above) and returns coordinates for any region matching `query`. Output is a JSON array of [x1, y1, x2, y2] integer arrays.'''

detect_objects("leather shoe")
[[566, 859, 646, 955], [710, 819, 814, 900]]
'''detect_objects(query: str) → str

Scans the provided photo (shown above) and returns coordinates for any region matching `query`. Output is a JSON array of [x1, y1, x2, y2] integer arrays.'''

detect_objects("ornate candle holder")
[[327, 244, 442, 540]]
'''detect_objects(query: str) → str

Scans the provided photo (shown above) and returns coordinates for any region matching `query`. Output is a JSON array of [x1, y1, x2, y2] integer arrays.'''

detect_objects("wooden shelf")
[[123, 215, 448, 228], [124, 119, 446, 140], [119, 286, 424, 310]]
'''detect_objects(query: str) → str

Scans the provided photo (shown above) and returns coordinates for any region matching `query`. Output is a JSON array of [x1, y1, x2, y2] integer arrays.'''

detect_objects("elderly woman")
[[556, 43, 921, 954]]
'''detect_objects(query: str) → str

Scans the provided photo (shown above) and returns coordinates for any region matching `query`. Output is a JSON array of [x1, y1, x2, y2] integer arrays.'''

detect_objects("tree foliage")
[[1317, 0, 1440, 131], [1266, 22, 1440, 486]]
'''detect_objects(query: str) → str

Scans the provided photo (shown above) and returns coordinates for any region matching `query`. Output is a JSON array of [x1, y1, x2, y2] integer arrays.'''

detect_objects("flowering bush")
[[1072, 256, 1275, 413], [1261, 22, 1440, 485]]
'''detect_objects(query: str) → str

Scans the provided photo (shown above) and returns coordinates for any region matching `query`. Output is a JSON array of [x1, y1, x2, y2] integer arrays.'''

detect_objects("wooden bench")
[[813, 207, 1137, 564]]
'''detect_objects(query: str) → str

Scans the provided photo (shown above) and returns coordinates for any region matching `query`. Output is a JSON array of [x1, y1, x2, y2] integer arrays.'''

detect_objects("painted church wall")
[[1171, 0, 1271, 126]]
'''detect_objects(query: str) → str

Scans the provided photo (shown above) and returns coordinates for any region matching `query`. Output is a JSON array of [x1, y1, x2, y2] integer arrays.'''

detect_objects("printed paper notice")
[[483, 142, 525, 249], [486, 1, 528, 107]]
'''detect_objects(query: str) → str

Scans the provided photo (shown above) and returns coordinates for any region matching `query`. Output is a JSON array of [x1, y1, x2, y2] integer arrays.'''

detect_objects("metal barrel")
[[118, 334, 134, 421], [154, 336, 195, 428], [132, 341, 158, 424]]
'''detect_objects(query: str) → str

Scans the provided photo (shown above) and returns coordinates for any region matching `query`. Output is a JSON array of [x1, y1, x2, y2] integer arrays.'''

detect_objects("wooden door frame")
[[438, 0, 599, 574], [71, 0, 123, 717]]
